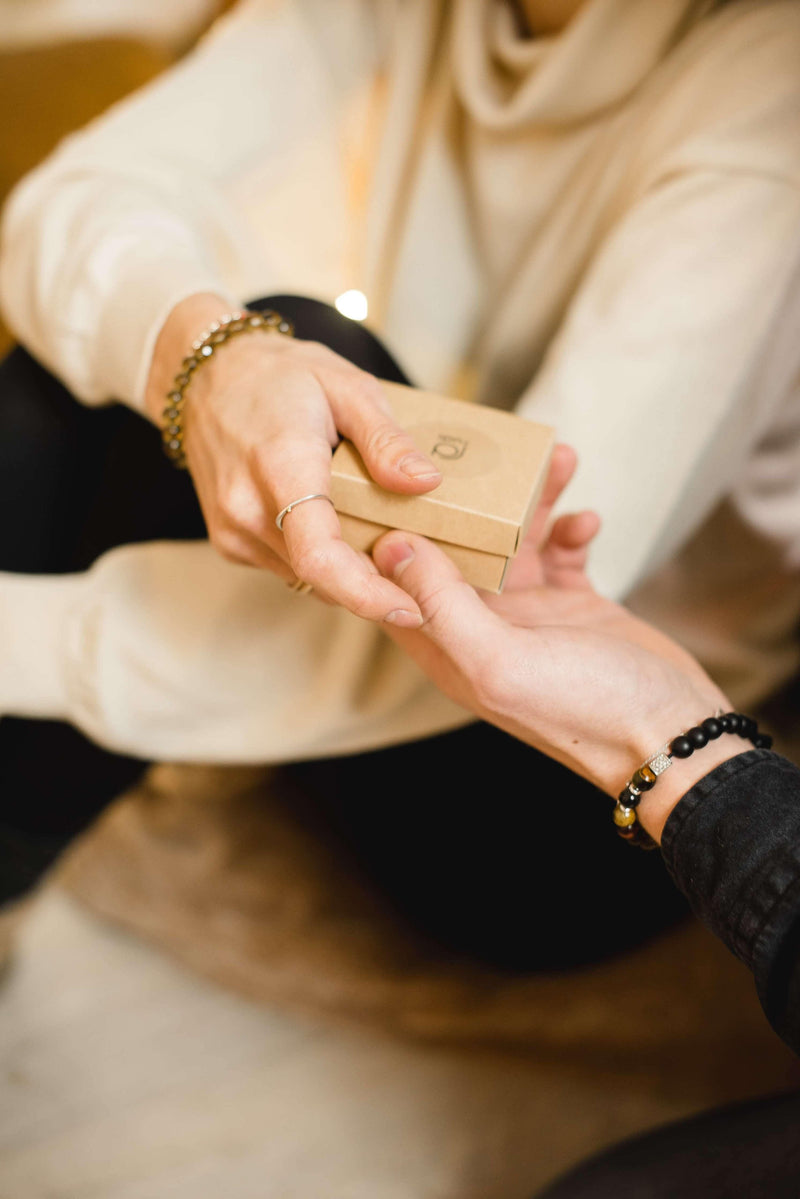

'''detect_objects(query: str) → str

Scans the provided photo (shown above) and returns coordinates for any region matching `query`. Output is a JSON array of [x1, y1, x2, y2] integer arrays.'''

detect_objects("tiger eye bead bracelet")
[[614, 712, 773, 849]]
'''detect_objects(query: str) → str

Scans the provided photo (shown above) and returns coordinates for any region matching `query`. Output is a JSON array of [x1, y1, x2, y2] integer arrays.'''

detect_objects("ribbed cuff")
[[0, 570, 89, 719]]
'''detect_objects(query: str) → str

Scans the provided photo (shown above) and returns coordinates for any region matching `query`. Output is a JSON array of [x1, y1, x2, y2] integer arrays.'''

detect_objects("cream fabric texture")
[[1, 0, 799, 758]]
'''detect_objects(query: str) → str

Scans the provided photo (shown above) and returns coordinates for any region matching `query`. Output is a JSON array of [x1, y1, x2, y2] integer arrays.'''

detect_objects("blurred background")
[[0, 0, 228, 354]]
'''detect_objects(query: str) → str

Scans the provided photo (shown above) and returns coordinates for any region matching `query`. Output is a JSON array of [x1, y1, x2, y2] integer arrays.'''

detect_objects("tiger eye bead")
[[613, 806, 637, 828], [631, 765, 656, 792]]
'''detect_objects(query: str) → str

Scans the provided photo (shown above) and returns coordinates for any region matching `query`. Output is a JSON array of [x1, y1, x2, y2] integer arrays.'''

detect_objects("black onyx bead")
[[754, 733, 773, 750], [670, 735, 694, 759], [701, 717, 723, 740], [718, 714, 732, 732], [618, 787, 641, 809], [724, 712, 741, 734], [739, 717, 757, 741], [687, 726, 708, 750]]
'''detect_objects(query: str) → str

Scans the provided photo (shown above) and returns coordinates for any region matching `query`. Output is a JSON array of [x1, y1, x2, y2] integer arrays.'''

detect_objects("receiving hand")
[[372, 446, 735, 834], [145, 294, 442, 626]]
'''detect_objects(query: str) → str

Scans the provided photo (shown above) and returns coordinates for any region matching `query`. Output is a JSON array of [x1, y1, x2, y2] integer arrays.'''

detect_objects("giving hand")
[[145, 293, 442, 626]]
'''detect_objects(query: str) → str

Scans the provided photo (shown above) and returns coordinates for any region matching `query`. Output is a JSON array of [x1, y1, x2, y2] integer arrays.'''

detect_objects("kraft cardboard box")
[[330, 382, 555, 592]]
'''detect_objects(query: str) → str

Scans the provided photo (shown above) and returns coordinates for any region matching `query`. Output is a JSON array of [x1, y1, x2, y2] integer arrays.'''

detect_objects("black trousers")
[[0, 295, 688, 970]]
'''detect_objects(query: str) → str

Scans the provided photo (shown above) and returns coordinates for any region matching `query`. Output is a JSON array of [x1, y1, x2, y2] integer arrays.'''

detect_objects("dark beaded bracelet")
[[613, 710, 772, 850]]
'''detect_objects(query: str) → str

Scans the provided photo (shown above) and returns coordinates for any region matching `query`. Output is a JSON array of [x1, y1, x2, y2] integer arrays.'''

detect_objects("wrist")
[[143, 293, 239, 425], [634, 737, 751, 843], [618, 700, 765, 845]]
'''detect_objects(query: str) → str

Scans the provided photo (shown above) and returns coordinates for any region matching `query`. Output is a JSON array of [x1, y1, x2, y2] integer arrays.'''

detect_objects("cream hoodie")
[[1, 0, 799, 760]]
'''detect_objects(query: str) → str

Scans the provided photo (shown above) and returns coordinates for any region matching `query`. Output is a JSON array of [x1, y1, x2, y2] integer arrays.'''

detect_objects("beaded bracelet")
[[613, 711, 773, 849], [162, 308, 294, 468]]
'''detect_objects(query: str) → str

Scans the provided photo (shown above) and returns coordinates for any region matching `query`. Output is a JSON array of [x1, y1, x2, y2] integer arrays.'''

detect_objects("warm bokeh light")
[[334, 289, 368, 321]]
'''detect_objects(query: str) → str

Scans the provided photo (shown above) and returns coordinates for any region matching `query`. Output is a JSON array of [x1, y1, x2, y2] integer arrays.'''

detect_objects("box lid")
[[330, 382, 555, 556]]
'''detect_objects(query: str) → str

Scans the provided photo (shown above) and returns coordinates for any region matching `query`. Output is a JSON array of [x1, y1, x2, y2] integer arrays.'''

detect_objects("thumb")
[[373, 531, 507, 668]]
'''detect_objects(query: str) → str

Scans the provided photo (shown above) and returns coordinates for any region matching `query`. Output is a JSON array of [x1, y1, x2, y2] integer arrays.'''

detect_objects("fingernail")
[[386, 540, 415, 578], [384, 608, 423, 628], [398, 452, 441, 481]]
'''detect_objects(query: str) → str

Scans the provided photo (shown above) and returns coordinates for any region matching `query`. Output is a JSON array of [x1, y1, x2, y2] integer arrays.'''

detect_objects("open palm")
[[372, 446, 727, 795]]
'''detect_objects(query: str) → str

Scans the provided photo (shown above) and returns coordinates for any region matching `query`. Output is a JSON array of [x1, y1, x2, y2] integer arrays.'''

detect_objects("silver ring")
[[287, 579, 313, 595], [275, 493, 334, 532]]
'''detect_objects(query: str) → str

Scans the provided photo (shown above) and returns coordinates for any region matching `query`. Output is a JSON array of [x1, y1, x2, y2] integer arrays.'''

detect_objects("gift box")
[[330, 382, 555, 592]]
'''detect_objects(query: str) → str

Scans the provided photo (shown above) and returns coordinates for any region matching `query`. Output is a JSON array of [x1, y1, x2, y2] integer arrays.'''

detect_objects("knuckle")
[[346, 585, 382, 621], [256, 429, 318, 469], [290, 542, 336, 583], [363, 422, 412, 463], [303, 339, 339, 364], [218, 480, 261, 530], [418, 579, 460, 629]]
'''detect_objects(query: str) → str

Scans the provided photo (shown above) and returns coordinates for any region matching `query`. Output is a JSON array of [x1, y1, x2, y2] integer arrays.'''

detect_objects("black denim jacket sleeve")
[[661, 749, 800, 1056]]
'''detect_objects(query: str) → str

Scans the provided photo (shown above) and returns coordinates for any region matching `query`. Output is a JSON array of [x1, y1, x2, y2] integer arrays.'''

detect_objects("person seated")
[[0, 0, 799, 967]]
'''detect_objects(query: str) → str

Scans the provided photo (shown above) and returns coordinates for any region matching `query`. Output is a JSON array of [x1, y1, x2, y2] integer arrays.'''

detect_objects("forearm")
[[0, 542, 467, 761]]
